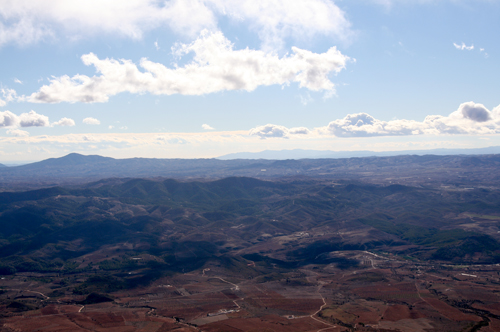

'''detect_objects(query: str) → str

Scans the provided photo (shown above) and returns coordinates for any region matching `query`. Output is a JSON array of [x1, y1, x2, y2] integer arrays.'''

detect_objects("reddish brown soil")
[[248, 298, 324, 313], [424, 298, 481, 322], [202, 316, 330, 332], [474, 303, 500, 316], [382, 304, 425, 321], [1, 305, 197, 332], [480, 318, 500, 332], [353, 306, 382, 325]]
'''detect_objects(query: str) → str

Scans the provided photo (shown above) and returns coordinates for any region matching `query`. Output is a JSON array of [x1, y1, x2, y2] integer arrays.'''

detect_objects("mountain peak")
[[22, 153, 115, 168]]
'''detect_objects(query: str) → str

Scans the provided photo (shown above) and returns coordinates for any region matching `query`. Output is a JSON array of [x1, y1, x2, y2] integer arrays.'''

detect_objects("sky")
[[1, 0, 499, 162]]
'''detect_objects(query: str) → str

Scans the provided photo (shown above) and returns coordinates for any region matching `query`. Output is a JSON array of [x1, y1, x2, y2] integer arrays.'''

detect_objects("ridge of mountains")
[[2, 152, 500, 189], [2, 175, 500, 273], [217, 146, 500, 160]]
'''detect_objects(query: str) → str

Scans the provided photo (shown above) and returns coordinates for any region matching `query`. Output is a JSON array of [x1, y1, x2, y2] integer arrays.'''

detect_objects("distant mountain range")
[[217, 146, 500, 160], [2, 152, 500, 189]]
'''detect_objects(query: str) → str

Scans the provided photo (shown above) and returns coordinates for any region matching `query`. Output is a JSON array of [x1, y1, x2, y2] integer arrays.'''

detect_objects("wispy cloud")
[[299, 93, 314, 106], [202, 124, 214, 130], [0, 0, 351, 49], [0, 88, 22, 107], [480, 48, 489, 58], [6, 129, 30, 137], [28, 31, 349, 103], [453, 42, 474, 51]]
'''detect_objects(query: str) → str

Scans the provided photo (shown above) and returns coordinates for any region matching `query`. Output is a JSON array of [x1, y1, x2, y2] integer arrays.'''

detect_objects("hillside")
[[1, 176, 500, 274]]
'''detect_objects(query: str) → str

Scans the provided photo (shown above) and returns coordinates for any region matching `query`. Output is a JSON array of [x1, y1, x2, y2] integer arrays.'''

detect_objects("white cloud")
[[29, 31, 349, 103], [459, 102, 491, 122], [0, 111, 21, 127], [299, 93, 314, 106], [480, 48, 489, 58], [52, 117, 75, 126], [289, 127, 311, 135], [202, 124, 214, 130], [371, 0, 489, 8], [0, 110, 50, 128], [19, 110, 50, 127], [156, 136, 189, 144], [14, 78, 23, 84], [249, 123, 311, 139], [207, 0, 351, 50], [0, 0, 351, 49], [323, 102, 500, 137], [324, 113, 421, 137], [453, 42, 474, 51], [0, 88, 21, 107], [250, 102, 500, 139], [0, 0, 216, 47], [7, 128, 29, 137], [249, 124, 289, 138], [83, 117, 101, 125]]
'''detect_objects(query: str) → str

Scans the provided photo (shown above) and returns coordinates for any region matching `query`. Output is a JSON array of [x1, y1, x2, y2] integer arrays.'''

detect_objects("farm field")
[[2, 250, 500, 331]]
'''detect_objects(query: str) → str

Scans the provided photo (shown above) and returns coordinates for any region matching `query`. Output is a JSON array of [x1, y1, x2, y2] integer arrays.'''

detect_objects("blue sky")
[[1, 0, 499, 162]]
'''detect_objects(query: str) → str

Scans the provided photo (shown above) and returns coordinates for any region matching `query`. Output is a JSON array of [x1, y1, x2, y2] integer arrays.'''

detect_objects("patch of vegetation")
[[348, 272, 387, 283], [78, 292, 114, 305], [73, 275, 127, 295], [255, 272, 285, 283], [242, 253, 296, 269], [0, 264, 16, 275], [8, 257, 62, 273], [281, 277, 314, 286], [432, 235, 500, 262], [99, 258, 138, 271], [48, 289, 66, 298], [359, 216, 494, 247], [7, 300, 37, 312]]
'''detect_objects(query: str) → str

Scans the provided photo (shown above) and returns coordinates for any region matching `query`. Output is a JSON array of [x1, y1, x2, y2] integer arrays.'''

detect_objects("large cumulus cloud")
[[250, 102, 500, 139], [326, 102, 500, 136], [28, 31, 349, 103]]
